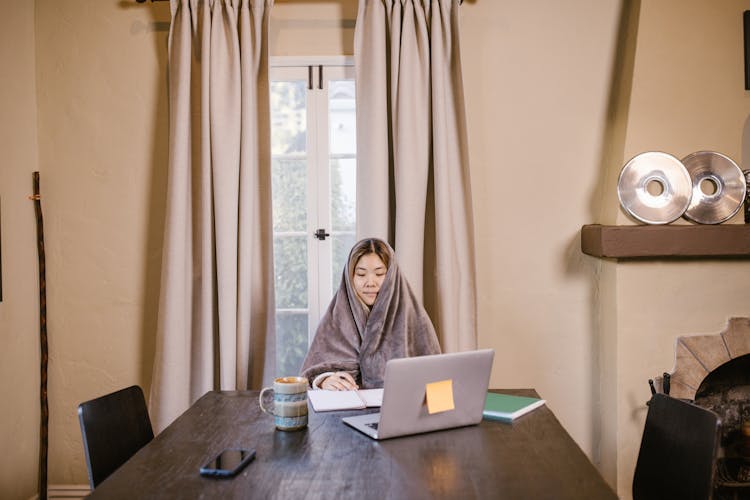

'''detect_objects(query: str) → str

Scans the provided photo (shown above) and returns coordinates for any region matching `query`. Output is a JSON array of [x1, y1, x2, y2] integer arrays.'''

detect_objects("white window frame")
[[270, 56, 356, 345]]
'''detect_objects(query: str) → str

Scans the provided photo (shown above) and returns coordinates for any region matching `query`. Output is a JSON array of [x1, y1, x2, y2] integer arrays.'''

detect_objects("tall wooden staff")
[[30, 172, 48, 500]]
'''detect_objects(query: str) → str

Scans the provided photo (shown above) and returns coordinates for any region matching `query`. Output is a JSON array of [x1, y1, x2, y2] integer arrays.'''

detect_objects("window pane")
[[276, 312, 308, 376], [271, 81, 307, 155], [329, 80, 356, 156], [273, 235, 308, 309], [272, 157, 307, 232], [330, 158, 356, 232], [270, 63, 356, 376], [328, 77, 356, 299], [331, 233, 356, 292]]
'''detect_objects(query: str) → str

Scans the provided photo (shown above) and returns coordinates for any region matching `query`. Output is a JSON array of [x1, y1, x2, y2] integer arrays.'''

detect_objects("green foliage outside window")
[[270, 76, 356, 377]]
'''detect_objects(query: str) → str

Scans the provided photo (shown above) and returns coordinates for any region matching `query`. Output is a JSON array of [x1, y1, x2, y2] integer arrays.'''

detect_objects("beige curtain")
[[354, 0, 476, 352], [150, 0, 275, 431]]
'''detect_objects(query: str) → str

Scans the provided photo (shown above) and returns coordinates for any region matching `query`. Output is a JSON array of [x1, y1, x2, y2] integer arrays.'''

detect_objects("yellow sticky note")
[[425, 379, 455, 414]]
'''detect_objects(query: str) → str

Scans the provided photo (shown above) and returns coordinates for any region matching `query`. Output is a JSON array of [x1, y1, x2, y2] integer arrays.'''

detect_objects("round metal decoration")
[[617, 151, 692, 225], [681, 151, 746, 224]]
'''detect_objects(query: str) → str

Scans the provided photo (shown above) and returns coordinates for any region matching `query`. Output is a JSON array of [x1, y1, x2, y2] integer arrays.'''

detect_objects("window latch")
[[313, 229, 330, 241]]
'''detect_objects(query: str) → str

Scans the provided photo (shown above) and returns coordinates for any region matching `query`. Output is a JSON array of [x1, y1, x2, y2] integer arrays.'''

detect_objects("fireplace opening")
[[693, 353, 750, 496]]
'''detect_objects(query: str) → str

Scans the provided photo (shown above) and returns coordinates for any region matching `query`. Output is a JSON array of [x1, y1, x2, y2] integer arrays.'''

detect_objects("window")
[[270, 58, 357, 376]]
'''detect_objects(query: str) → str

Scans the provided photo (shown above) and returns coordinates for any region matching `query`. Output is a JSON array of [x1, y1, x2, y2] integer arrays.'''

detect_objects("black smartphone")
[[199, 448, 256, 478]]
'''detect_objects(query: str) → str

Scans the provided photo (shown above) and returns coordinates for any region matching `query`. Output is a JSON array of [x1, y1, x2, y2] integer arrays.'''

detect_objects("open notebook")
[[308, 388, 384, 412]]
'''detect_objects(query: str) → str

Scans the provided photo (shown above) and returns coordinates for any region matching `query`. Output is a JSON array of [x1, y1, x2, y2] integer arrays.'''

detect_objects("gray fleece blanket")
[[300, 241, 441, 388]]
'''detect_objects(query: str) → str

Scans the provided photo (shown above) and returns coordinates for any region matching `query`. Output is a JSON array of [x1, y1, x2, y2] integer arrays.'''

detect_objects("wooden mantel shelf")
[[581, 224, 750, 258]]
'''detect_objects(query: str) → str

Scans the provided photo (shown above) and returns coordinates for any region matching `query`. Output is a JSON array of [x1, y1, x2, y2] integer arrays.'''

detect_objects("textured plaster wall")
[[271, 1, 356, 56], [611, 1, 750, 497], [0, 2, 42, 498], [33, 0, 172, 486], [464, 2, 750, 498], [461, 0, 622, 480]]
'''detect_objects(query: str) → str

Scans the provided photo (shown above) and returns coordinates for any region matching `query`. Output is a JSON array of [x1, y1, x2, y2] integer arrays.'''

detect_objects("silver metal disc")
[[681, 151, 746, 224], [617, 151, 692, 224]]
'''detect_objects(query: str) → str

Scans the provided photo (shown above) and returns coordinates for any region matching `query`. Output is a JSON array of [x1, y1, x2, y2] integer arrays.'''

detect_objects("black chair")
[[78, 385, 154, 489], [633, 393, 721, 500]]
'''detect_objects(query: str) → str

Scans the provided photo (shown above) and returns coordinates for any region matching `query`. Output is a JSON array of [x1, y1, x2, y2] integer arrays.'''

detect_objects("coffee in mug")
[[259, 376, 308, 431]]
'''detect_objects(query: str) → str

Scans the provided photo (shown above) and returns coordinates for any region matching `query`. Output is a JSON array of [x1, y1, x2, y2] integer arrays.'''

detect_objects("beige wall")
[[3, 0, 749, 498], [0, 1, 42, 498], [610, 1, 750, 497], [465, 2, 750, 497], [271, 1, 356, 55], [32, 0, 172, 488], [461, 0, 622, 477]]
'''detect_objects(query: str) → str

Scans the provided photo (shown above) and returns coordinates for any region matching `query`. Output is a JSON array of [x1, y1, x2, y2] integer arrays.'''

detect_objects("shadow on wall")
[[590, 0, 641, 224], [124, 0, 171, 403], [571, 0, 642, 481]]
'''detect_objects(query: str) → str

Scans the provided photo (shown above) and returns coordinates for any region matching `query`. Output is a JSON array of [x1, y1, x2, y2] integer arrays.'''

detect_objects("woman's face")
[[352, 253, 387, 306]]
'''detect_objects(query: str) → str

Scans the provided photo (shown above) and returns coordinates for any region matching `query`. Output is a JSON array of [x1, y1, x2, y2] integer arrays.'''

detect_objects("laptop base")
[[342, 413, 381, 439]]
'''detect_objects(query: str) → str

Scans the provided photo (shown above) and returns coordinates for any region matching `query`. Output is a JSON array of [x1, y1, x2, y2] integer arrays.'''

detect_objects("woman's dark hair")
[[348, 238, 391, 280]]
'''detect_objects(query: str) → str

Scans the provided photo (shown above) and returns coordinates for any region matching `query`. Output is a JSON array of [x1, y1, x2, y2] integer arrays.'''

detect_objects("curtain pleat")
[[355, 0, 477, 351], [150, 0, 275, 432]]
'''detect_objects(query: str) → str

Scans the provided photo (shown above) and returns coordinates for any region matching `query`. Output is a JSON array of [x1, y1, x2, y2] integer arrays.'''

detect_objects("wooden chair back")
[[633, 393, 721, 500], [78, 385, 154, 489]]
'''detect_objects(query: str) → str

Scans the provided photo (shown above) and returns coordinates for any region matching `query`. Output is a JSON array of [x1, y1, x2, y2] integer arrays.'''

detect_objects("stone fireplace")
[[656, 317, 750, 495], [664, 318, 750, 400]]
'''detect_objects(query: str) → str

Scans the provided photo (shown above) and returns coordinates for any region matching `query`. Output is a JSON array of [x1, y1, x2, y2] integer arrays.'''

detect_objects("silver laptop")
[[342, 349, 495, 440]]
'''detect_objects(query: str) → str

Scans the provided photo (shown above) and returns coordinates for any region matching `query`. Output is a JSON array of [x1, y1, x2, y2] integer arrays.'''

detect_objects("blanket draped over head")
[[300, 239, 441, 388]]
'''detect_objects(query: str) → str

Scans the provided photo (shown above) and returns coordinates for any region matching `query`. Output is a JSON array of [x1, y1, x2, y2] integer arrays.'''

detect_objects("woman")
[[300, 238, 441, 390]]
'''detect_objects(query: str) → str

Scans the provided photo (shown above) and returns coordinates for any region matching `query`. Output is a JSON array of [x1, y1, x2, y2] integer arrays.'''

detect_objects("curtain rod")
[[135, 0, 465, 4]]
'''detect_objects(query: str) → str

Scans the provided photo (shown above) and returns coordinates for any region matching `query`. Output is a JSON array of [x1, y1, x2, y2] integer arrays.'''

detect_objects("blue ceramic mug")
[[259, 376, 308, 431]]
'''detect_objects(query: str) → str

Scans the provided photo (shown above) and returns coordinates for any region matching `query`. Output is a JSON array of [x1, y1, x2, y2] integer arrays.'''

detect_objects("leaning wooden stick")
[[31, 172, 48, 500]]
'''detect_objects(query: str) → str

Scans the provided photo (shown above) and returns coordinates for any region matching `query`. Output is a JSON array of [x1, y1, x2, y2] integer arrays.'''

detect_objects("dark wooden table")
[[88, 389, 616, 499]]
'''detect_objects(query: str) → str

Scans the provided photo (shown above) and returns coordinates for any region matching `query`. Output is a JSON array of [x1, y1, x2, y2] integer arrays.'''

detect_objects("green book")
[[483, 392, 546, 423]]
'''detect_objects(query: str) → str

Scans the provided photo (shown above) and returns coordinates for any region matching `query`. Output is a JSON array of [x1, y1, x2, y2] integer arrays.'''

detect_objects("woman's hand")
[[321, 372, 358, 391]]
